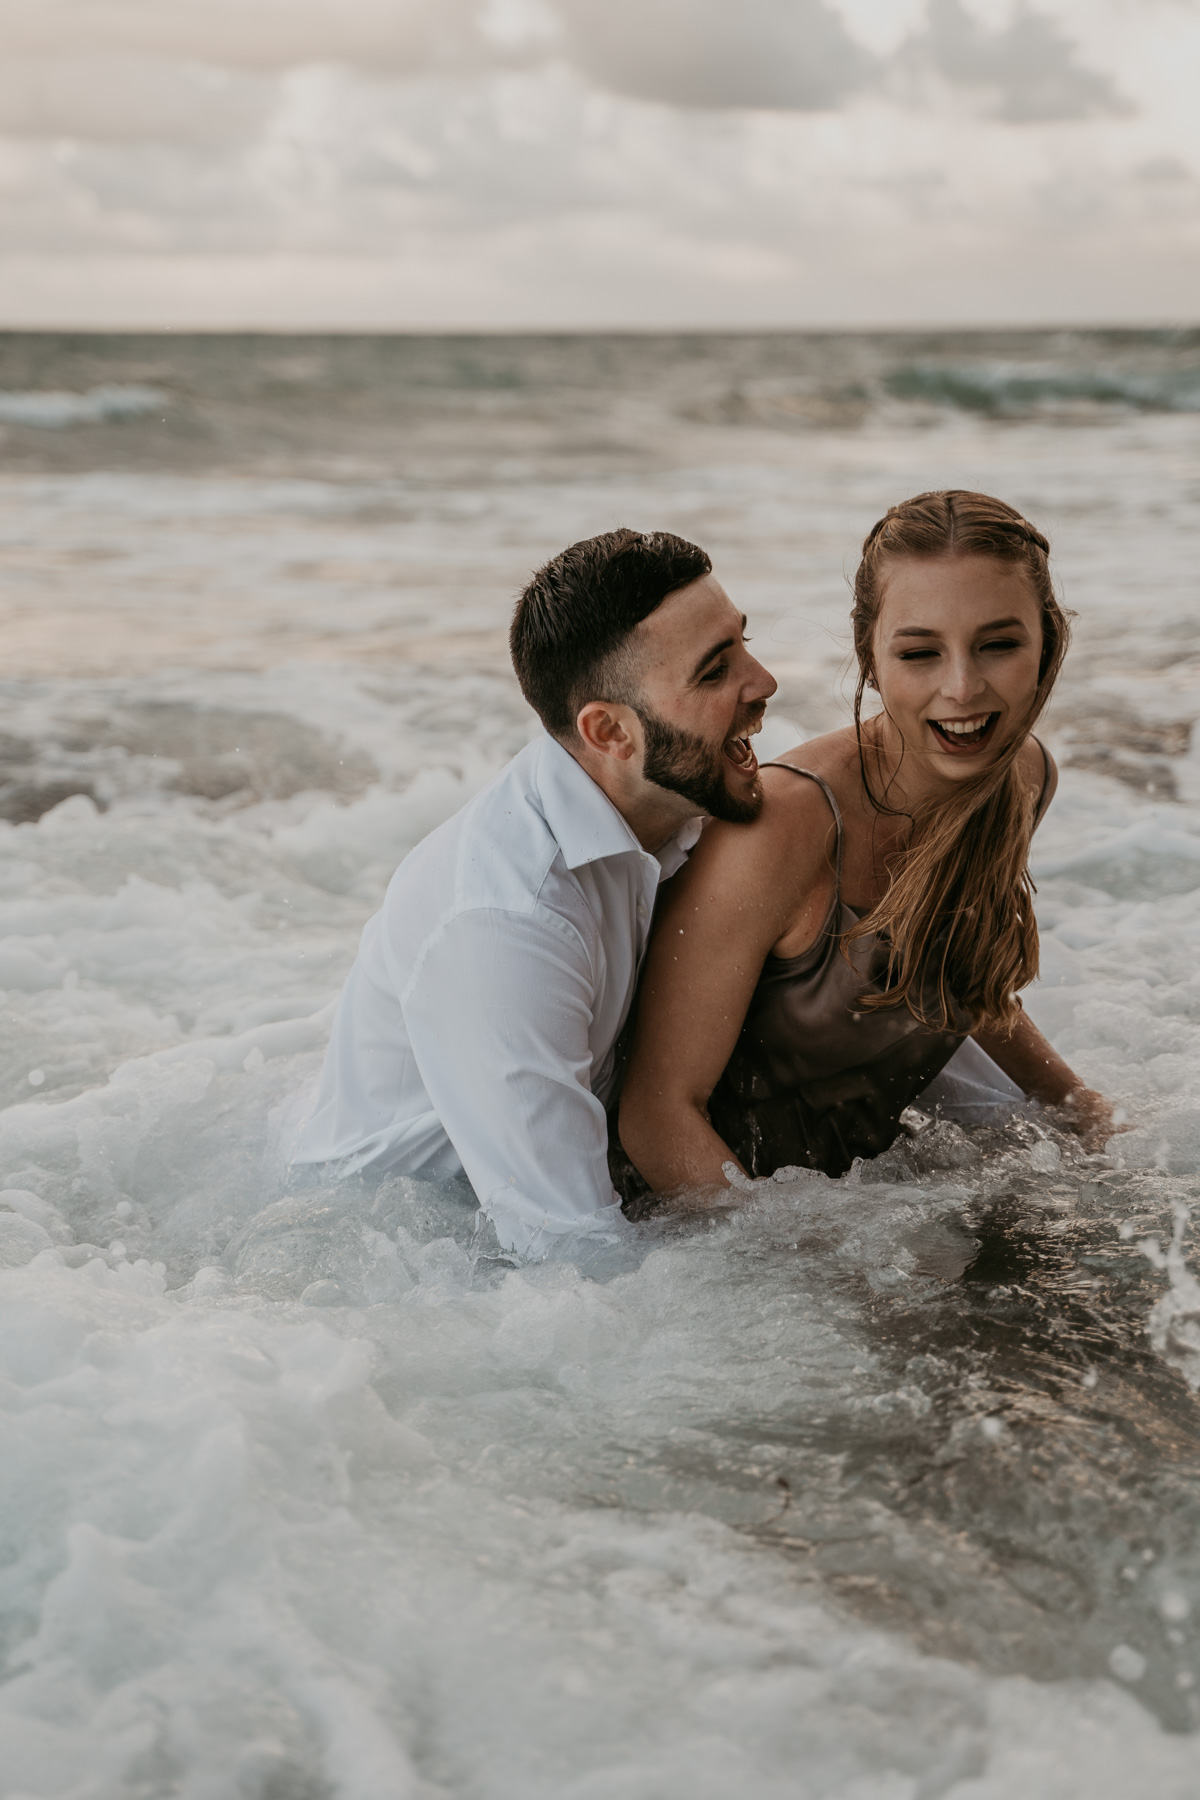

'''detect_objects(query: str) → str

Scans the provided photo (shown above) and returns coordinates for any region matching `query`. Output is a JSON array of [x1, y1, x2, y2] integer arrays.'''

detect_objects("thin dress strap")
[[1031, 734, 1054, 827], [769, 741, 1053, 864], [763, 762, 844, 895]]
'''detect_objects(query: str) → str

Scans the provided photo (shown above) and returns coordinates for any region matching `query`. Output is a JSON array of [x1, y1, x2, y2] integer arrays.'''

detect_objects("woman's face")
[[871, 554, 1044, 783]]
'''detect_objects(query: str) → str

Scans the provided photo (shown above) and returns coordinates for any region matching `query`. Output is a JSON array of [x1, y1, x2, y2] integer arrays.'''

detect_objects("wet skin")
[[620, 553, 1115, 1192], [868, 554, 1045, 800]]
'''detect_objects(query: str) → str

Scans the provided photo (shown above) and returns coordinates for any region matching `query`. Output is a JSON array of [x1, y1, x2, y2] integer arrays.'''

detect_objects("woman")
[[618, 489, 1113, 1195]]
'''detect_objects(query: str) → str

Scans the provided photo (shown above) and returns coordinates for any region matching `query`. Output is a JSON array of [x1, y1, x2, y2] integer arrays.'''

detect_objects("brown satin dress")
[[703, 747, 1053, 1181]]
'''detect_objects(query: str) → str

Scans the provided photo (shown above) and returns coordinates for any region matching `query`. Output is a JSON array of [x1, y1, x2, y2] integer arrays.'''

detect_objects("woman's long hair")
[[846, 489, 1070, 1032]]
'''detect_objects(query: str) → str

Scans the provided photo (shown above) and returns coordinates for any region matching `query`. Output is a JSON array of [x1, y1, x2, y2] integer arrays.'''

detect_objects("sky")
[[0, 0, 1196, 329]]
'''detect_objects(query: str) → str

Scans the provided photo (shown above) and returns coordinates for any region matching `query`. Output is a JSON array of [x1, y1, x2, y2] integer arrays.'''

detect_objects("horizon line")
[[0, 318, 1196, 339]]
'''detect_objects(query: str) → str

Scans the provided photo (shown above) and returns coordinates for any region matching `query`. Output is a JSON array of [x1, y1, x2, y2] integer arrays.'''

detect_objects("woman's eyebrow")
[[890, 615, 1025, 639]]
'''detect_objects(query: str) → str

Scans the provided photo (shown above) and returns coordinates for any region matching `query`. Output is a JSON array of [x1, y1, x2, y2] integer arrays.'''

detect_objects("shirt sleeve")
[[397, 905, 627, 1259]]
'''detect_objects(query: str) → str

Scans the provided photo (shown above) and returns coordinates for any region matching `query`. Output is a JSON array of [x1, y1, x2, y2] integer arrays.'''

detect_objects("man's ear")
[[575, 700, 639, 761]]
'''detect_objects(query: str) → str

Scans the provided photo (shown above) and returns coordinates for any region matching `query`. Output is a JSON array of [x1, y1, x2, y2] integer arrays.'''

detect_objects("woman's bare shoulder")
[[665, 736, 845, 901], [759, 726, 861, 813], [1017, 734, 1048, 775], [760, 724, 859, 782], [1021, 732, 1058, 819], [678, 731, 850, 876]]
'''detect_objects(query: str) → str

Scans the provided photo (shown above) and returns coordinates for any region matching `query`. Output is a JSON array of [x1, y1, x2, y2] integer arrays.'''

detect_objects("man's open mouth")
[[724, 718, 762, 775], [928, 712, 999, 752]]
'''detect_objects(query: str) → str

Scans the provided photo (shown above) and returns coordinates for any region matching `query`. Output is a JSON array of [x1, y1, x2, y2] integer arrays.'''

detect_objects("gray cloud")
[[0, 1, 512, 147], [0, 0, 1167, 306], [0, 1, 487, 75], [0, 2, 1190, 332], [896, 0, 1130, 123], [0, 0, 877, 121], [556, 0, 874, 111], [0, 56, 270, 145], [0, 1, 1133, 143]]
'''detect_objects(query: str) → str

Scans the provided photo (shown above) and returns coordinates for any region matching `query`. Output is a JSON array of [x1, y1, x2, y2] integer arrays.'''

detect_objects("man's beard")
[[638, 706, 763, 824]]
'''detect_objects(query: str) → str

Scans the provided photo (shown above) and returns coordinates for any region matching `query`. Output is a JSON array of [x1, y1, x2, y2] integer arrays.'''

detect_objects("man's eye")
[[700, 663, 727, 682]]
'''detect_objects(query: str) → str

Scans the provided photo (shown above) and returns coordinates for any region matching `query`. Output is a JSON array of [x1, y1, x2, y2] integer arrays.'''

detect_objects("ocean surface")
[[3, 328, 1200, 1798]]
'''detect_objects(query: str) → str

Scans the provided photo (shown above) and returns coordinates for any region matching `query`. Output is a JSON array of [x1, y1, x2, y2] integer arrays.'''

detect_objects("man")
[[292, 528, 776, 1257]]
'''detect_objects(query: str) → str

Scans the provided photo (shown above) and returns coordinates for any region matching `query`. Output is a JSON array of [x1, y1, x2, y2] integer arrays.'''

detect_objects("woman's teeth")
[[930, 713, 996, 746]]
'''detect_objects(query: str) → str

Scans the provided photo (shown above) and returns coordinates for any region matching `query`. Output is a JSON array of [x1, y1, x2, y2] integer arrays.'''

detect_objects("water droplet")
[[301, 1279, 344, 1307], [1109, 1644, 1147, 1683]]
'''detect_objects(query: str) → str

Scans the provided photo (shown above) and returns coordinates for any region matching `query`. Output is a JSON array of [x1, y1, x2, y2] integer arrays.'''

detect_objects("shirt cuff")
[[482, 1188, 631, 1261]]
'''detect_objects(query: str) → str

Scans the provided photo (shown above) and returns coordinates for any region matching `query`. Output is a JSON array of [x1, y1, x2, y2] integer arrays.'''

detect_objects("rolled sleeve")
[[399, 907, 626, 1258]]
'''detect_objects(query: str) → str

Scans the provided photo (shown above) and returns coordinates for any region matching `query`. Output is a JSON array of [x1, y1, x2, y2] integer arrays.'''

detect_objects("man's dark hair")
[[510, 527, 712, 738]]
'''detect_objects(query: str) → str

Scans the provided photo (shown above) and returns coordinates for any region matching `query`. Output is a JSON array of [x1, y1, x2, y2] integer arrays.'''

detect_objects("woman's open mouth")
[[724, 720, 761, 776], [928, 711, 999, 753]]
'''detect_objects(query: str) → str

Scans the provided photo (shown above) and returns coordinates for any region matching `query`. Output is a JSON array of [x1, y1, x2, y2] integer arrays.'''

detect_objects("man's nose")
[[746, 653, 778, 703]]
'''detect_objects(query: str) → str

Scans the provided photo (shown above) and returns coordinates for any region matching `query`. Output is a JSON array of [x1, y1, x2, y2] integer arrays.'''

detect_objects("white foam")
[[4, 407, 1200, 1791], [0, 385, 169, 428]]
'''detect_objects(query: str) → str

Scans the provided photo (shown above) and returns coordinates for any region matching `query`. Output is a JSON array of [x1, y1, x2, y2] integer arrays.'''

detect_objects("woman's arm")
[[977, 742, 1117, 1147], [619, 777, 836, 1192], [972, 1009, 1116, 1148]]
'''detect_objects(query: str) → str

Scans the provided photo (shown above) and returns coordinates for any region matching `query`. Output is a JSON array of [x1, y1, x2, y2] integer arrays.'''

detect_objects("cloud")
[[0, 0, 1193, 328], [896, 0, 1130, 122], [0, 0, 877, 119], [0, 57, 270, 145], [0, 0, 487, 75], [0, 0, 1134, 141], [557, 0, 875, 110]]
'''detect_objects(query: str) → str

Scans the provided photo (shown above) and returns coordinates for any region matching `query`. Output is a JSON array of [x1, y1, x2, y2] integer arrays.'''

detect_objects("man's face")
[[628, 574, 777, 823]]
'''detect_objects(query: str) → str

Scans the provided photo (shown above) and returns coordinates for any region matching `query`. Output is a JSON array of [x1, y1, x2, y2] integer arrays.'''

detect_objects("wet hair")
[[846, 489, 1071, 1032], [510, 528, 712, 739]]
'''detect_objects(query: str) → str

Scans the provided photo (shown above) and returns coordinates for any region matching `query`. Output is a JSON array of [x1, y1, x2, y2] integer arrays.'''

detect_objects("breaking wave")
[[885, 361, 1200, 418], [0, 384, 169, 429]]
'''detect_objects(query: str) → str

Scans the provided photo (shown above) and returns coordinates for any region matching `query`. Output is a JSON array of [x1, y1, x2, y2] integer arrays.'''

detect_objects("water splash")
[[1141, 1204, 1200, 1389]]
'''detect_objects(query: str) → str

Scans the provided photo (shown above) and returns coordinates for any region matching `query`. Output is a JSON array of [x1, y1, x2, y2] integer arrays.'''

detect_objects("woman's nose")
[[940, 656, 985, 702]]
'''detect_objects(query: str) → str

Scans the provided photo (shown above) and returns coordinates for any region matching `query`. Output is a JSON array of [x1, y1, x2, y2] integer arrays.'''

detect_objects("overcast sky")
[[0, 0, 1196, 328]]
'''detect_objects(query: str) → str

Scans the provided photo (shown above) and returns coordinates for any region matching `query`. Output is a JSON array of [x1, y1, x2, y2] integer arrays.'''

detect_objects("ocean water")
[[3, 329, 1200, 1798]]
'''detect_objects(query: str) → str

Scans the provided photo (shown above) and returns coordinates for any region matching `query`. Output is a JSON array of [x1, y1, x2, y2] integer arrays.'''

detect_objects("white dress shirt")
[[292, 734, 700, 1258]]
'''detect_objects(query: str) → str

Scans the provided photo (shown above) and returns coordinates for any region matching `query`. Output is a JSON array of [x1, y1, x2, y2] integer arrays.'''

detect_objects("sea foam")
[[3, 333, 1200, 1793]]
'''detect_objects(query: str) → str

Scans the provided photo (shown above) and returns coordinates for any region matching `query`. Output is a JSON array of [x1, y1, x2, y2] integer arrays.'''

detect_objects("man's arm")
[[399, 906, 624, 1258]]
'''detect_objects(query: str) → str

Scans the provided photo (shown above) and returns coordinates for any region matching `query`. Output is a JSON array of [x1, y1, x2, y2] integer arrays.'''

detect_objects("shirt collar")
[[658, 814, 704, 879], [534, 733, 702, 875]]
